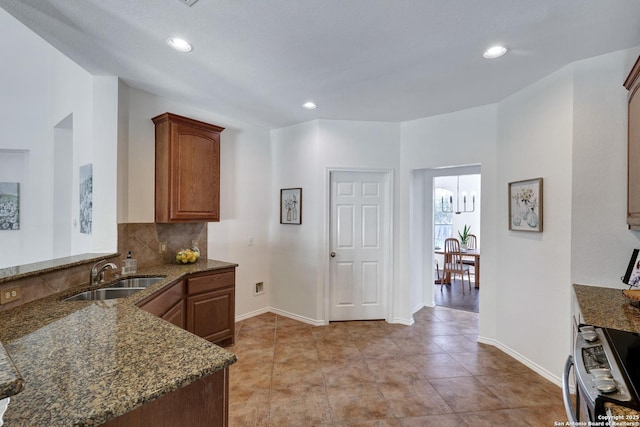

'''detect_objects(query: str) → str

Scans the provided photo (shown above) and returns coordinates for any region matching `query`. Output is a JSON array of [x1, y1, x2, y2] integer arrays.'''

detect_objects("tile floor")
[[228, 307, 566, 426]]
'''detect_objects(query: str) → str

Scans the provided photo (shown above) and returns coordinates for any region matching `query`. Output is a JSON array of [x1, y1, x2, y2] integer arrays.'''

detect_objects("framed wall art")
[[509, 177, 543, 232], [0, 182, 20, 230], [79, 163, 93, 234], [280, 188, 302, 225]]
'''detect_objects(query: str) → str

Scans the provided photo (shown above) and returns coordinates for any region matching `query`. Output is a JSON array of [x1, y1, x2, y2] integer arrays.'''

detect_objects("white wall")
[[123, 87, 273, 319], [571, 49, 640, 287], [0, 8, 117, 268], [401, 105, 499, 336], [270, 121, 321, 321], [496, 65, 574, 380], [270, 120, 401, 323]]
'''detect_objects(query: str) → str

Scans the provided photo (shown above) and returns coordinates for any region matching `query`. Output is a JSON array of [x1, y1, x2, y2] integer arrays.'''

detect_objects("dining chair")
[[466, 234, 477, 250], [462, 234, 477, 269], [443, 238, 472, 293]]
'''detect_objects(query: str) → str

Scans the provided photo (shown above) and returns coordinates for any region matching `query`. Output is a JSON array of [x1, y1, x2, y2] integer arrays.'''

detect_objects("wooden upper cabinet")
[[625, 56, 640, 230], [152, 113, 225, 223]]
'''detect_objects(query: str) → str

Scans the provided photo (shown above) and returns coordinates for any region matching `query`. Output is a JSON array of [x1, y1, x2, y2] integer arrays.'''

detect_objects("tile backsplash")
[[0, 222, 208, 311], [117, 222, 208, 268]]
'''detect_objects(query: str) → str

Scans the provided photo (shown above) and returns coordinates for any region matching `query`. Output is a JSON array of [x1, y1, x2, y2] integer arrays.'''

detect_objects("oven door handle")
[[562, 355, 579, 423]]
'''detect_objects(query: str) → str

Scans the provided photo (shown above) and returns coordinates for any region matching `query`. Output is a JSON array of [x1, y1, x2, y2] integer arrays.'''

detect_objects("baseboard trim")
[[478, 335, 561, 387], [389, 317, 414, 326], [235, 307, 271, 322]]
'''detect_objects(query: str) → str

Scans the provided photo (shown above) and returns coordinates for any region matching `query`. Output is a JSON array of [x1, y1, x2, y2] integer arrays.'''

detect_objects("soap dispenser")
[[122, 251, 137, 275]]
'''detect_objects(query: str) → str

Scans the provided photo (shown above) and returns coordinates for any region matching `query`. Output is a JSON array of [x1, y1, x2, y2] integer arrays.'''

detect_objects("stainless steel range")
[[563, 325, 640, 422]]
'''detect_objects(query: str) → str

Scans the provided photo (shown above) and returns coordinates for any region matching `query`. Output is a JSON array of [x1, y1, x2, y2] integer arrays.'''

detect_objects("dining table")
[[434, 247, 480, 288]]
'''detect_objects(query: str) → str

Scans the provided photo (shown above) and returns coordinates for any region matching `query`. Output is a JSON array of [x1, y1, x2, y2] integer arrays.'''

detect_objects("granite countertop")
[[0, 259, 238, 426], [573, 283, 640, 333], [606, 402, 640, 426], [0, 343, 23, 400], [0, 253, 118, 284]]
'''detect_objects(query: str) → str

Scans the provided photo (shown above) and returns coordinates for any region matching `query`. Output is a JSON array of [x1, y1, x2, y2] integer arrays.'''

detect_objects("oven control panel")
[[575, 326, 632, 403]]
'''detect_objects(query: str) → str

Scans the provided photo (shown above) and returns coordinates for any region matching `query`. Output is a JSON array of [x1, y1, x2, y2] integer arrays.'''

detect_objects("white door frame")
[[323, 167, 394, 324]]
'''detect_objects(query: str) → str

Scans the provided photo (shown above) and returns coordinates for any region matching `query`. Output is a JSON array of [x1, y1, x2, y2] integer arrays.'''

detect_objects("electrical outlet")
[[254, 282, 264, 295], [0, 286, 21, 305], [159, 242, 168, 253]]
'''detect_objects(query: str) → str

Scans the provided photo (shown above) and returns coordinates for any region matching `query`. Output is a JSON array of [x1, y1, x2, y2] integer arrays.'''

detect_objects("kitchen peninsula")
[[0, 259, 237, 426]]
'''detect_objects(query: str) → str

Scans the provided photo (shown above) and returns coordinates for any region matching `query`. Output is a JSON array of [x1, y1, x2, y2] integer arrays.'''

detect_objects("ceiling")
[[1, 0, 639, 129]]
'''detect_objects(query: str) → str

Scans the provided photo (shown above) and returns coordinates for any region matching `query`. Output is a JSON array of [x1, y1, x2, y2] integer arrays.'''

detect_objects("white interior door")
[[329, 170, 389, 321]]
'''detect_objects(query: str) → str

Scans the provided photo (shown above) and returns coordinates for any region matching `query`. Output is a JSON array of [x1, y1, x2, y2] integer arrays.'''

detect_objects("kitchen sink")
[[109, 276, 165, 288], [63, 287, 145, 301]]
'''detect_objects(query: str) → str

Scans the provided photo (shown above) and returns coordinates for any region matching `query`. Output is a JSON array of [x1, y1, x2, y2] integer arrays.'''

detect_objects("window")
[[434, 187, 453, 248]]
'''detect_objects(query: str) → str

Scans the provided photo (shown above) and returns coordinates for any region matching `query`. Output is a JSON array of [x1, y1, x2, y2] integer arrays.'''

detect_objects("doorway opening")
[[408, 165, 481, 317], [433, 173, 481, 313], [53, 114, 73, 258]]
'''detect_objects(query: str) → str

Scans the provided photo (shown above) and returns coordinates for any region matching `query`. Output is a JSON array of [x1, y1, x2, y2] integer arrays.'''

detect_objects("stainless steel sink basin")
[[109, 276, 165, 288], [64, 287, 145, 301]]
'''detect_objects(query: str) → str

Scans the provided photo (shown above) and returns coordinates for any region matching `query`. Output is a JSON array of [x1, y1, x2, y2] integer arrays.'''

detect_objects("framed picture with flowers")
[[508, 178, 543, 232], [280, 188, 302, 224]]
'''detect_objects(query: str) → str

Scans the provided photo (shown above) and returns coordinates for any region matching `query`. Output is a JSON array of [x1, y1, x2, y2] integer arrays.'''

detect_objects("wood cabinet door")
[[626, 57, 640, 229], [153, 113, 224, 223], [162, 300, 185, 329], [169, 121, 220, 222], [629, 85, 640, 227], [187, 287, 234, 345], [137, 280, 185, 318]]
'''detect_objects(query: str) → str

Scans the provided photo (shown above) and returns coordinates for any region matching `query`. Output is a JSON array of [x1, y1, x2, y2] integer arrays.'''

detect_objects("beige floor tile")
[[456, 408, 530, 426], [336, 419, 403, 427], [320, 358, 376, 387], [399, 414, 464, 427], [365, 358, 424, 383], [229, 361, 272, 392], [327, 383, 394, 422], [272, 360, 325, 389], [430, 334, 481, 353], [409, 353, 472, 379], [377, 380, 453, 417], [231, 342, 275, 365], [475, 371, 562, 408], [274, 340, 319, 364], [316, 341, 363, 362], [229, 309, 566, 426], [228, 388, 270, 427], [268, 386, 332, 425], [353, 337, 403, 360], [428, 376, 507, 412], [449, 348, 525, 376], [390, 336, 445, 356]]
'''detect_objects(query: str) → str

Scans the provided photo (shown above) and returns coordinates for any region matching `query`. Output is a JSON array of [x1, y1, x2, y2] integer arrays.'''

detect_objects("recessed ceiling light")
[[483, 45, 508, 59], [302, 101, 317, 110], [167, 37, 192, 53]]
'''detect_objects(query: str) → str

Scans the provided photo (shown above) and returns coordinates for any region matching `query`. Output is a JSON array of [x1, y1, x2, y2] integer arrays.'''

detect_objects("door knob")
[[330, 252, 336, 258]]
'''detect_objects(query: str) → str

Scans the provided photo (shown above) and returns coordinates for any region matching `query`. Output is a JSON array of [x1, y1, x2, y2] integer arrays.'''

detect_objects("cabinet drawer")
[[138, 280, 185, 317], [188, 270, 235, 295]]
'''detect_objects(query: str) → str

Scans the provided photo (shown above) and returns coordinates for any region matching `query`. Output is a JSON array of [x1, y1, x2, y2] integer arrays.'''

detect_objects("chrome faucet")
[[90, 260, 118, 286]]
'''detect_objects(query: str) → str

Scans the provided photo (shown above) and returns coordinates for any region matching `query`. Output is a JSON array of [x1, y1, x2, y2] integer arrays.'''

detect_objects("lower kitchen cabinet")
[[102, 367, 229, 427], [137, 268, 235, 347], [138, 279, 186, 329], [187, 268, 235, 346]]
